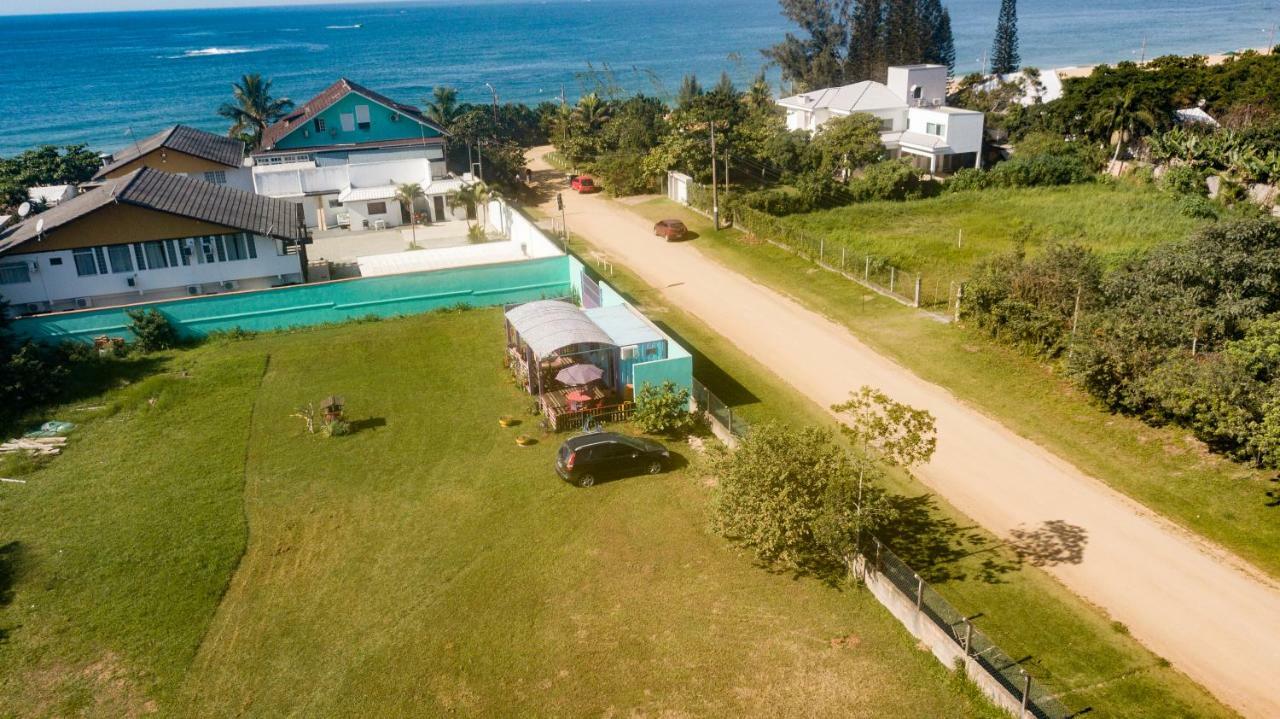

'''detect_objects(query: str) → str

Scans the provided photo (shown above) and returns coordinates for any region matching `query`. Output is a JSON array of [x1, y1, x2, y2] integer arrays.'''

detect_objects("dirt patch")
[[829, 633, 862, 649], [26, 652, 156, 718]]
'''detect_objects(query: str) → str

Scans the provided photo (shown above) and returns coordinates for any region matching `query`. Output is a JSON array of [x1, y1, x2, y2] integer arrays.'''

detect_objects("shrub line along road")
[[527, 148, 1280, 717]]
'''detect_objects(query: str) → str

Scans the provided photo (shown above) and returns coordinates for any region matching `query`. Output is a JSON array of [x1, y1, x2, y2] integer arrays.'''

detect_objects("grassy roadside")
[[626, 197, 1280, 582], [568, 230, 1236, 717]]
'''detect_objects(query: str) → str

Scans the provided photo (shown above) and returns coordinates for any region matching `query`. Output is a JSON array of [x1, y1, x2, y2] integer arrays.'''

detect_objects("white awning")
[[339, 185, 398, 202]]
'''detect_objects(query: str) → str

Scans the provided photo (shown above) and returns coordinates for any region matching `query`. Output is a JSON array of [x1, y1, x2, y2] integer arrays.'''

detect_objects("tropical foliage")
[[216, 73, 294, 149], [0, 144, 101, 210]]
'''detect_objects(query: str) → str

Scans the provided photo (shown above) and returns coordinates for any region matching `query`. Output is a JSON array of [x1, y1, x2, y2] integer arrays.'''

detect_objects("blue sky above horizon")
[[0, 0, 456, 16]]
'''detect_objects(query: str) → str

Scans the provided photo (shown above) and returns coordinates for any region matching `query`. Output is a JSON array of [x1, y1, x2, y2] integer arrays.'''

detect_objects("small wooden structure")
[[320, 395, 345, 422]]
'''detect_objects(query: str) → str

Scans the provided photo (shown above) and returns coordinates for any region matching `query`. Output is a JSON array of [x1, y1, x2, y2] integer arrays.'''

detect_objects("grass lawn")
[[587, 208, 1238, 718], [766, 183, 1208, 307], [629, 196, 1280, 582], [1, 310, 1012, 717]]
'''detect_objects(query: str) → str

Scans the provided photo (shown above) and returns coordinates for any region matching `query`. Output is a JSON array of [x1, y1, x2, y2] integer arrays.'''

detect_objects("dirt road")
[[530, 148, 1280, 716]]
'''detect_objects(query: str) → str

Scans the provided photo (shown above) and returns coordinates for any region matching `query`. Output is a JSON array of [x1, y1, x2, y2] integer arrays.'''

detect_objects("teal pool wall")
[[12, 256, 572, 343]]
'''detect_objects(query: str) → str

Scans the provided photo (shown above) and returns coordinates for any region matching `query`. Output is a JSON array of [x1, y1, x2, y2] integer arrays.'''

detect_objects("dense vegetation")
[[0, 144, 101, 211], [965, 218, 1280, 468]]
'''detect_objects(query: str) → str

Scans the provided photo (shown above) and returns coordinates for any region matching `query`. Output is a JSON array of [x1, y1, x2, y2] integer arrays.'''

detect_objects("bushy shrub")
[[986, 153, 1095, 188], [1161, 164, 1207, 196], [592, 151, 657, 196], [946, 167, 990, 192], [1176, 193, 1218, 219], [126, 308, 178, 352], [0, 342, 66, 423], [847, 159, 934, 202], [737, 188, 813, 216], [633, 381, 696, 435]]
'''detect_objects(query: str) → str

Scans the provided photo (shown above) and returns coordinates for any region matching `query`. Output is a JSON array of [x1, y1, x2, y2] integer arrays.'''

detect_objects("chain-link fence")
[[871, 538, 1073, 719]]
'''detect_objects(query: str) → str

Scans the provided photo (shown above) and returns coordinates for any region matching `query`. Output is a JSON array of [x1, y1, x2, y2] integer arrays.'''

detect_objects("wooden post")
[[954, 283, 963, 322], [963, 621, 973, 656], [913, 276, 921, 307], [841, 246, 846, 271], [916, 576, 924, 613], [890, 266, 896, 293], [865, 256, 871, 280], [1021, 673, 1032, 717], [819, 238, 824, 264]]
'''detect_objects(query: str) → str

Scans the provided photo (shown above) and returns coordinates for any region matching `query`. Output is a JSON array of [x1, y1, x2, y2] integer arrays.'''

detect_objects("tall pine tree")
[[921, 0, 955, 75], [990, 0, 1020, 75], [845, 0, 886, 82], [884, 0, 927, 68]]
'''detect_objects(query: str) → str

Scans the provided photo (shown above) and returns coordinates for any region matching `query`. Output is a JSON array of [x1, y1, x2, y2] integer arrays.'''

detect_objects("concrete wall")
[[12, 255, 572, 343], [486, 200, 564, 257], [887, 65, 948, 106]]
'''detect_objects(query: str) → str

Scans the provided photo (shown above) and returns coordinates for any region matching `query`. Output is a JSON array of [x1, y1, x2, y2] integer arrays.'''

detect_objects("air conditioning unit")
[[221, 280, 238, 291], [932, 98, 944, 107], [126, 277, 136, 287], [23, 303, 42, 315], [186, 285, 201, 296], [73, 297, 92, 309]]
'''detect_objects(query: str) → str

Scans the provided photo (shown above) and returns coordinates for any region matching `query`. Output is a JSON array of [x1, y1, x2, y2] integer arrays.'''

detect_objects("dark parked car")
[[555, 432, 670, 487], [653, 218, 688, 241]]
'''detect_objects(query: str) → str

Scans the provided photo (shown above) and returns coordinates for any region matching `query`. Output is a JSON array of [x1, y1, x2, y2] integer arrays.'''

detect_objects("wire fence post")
[[954, 282, 964, 322], [889, 266, 896, 294], [819, 238, 825, 264], [915, 576, 924, 614], [864, 256, 870, 280], [913, 275, 921, 308], [841, 246, 846, 271], [963, 620, 973, 657], [1021, 673, 1032, 718]]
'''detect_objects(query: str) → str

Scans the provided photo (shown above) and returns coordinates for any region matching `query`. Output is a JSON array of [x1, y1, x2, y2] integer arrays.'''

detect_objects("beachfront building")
[[28, 185, 77, 207], [251, 78, 467, 231], [92, 125, 252, 191], [0, 168, 307, 315], [778, 64, 985, 174]]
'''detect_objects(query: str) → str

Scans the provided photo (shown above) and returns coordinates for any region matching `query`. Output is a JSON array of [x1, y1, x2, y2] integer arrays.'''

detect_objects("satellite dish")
[[17, 202, 31, 218], [35, 218, 45, 236]]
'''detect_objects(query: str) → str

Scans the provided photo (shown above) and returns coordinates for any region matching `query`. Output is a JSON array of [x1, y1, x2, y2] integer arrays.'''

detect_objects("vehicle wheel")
[[647, 460, 663, 475], [577, 473, 596, 488]]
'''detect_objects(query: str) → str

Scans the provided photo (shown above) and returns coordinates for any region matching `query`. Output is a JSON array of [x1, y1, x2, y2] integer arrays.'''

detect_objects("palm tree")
[[216, 74, 294, 149], [395, 183, 425, 246], [1092, 88, 1159, 163], [572, 92, 611, 134], [424, 86, 461, 130], [446, 180, 491, 232]]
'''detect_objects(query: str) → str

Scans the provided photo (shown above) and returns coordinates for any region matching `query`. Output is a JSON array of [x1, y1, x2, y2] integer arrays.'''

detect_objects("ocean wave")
[[326, 24, 363, 30], [170, 46, 263, 58]]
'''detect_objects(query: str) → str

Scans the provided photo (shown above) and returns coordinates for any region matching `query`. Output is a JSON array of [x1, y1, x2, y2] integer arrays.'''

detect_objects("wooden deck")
[[540, 386, 633, 431]]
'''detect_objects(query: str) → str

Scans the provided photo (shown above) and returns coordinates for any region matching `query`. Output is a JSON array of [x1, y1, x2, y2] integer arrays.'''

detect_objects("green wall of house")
[[274, 92, 443, 150]]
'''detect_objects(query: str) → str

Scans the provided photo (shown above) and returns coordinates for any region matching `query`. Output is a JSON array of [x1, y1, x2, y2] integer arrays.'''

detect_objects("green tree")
[[215, 74, 294, 149], [845, 0, 886, 82], [395, 183, 425, 246], [676, 74, 704, 109], [1092, 87, 1159, 162], [0, 144, 100, 210], [990, 0, 1020, 75], [713, 422, 849, 570], [763, 0, 851, 91], [424, 86, 461, 129], [812, 112, 885, 178], [633, 381, 696, 435], [922, 0, 955, 74], [446, 180, 492, 231]]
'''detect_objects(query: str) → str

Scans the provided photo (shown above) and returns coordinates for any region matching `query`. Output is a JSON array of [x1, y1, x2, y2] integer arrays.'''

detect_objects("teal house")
[[255, 78, 449, 166]]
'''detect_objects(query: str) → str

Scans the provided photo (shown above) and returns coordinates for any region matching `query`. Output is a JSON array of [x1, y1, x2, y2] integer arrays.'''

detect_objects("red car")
[[653, 219, 688, 241], [570, 175, 601, 194]]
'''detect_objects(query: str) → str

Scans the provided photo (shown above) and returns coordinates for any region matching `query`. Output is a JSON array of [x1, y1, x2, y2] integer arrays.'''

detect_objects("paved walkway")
[[528, 147, 1280, 717]]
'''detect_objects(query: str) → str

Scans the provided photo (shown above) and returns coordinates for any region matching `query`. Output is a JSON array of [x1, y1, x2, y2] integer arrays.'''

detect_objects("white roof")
[[28, 185, 75, 203], [339, 184, 398, 202], [505, 300, 615, 358], [896, 131, 949, 150], [1176, 107, 1219, 126], [424, 177, 465, 195], [779, 80, 907, 114], [583, 304, 665, 348]]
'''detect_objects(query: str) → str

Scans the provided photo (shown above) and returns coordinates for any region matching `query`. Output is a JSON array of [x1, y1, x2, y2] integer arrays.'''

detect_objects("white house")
[[28, 185, 77, 207], [92, 125, 253, 192], [779, 64, 985, 174], [0, 167, 307, 315]]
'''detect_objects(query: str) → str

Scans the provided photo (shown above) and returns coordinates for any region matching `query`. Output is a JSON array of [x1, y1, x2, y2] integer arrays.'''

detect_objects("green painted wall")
[[13, 256, 570, 343], [274, 91, 443, 150]]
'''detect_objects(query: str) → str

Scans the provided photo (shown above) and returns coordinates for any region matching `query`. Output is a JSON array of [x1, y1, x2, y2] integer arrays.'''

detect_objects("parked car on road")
[[570, 175, 601, 194], [653, 219, 688, 241], [555, 432, 669, 487]]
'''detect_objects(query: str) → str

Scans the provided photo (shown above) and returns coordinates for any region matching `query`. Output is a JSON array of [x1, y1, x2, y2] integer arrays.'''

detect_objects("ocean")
[[0, 0, 1275, 156]]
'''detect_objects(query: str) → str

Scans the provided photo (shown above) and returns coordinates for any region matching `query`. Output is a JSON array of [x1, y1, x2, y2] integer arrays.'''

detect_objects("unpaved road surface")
[[530, 148, 1280, 717]]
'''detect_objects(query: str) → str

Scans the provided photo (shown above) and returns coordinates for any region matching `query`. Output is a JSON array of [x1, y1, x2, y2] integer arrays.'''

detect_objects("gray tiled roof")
[[93, 125, 245, 180], [0, 167, 305, 254]]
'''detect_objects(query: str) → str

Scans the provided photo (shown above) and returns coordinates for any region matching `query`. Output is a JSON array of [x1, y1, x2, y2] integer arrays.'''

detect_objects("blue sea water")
[[0, 0, 1275, 156]]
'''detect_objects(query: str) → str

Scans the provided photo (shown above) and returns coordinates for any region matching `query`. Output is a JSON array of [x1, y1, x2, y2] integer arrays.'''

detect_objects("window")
[[313, 117, 326, 132], [107, 244, 133, 273], [223, 233, 249, 261], [879, 118, 894, 131], [367, 201, 388, 215], [93, 247, 108, 274], [912, 85, 923, 100], [73, 248, 98, 276], [0, 261, 30, 285], [142, 241, 169, 270], [200, 236, 218, 264], [133, 243, 147, 270], [355, 104, 371, 130], [926, 122, 945, 137], [203, 170, 227, 185], [49, 257, 62, 266], [340, 113, 356, 132], [328, 199, 342, 208]]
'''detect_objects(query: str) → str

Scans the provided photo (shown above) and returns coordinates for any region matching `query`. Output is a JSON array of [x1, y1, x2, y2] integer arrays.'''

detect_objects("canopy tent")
[[504, 300, 615, 359]]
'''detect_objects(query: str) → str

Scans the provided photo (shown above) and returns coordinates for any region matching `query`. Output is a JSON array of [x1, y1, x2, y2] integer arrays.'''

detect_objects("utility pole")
[[484, 82, 500, 123], [557, 192, 568, 251], [710, 122, 719, 229]]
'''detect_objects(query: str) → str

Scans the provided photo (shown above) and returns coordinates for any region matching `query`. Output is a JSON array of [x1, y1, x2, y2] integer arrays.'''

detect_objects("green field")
[[574, 231, 1236, 718], [766, 183, 1208, 306], [1, 311, 1014, 717]]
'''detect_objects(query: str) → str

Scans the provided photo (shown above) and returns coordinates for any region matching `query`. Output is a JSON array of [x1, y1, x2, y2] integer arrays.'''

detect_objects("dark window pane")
[[107, 245, 133, 273], [73, 248, 97, 276]]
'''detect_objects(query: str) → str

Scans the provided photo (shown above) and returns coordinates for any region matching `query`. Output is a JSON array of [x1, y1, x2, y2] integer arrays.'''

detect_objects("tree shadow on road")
[[879, 494, 1022, 585], [1008, 520, 1089, 567]]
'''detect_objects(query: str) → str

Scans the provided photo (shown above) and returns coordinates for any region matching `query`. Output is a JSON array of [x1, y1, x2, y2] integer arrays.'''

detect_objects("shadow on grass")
[[1, 354, 166, 438], [879, 494, 1022, 585], [349, 417, 387, 434], [0, 541, 23, 644], [1267, 476, 1280, 507]]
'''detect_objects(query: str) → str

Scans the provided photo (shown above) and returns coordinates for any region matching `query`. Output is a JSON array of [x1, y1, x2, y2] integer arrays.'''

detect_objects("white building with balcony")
[[779, 64, 985, 174]]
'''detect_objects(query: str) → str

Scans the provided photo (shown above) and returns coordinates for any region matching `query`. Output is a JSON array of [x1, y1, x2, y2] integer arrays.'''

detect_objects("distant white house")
[[27, 184, 77, 207], [778, 64, 985, 174], [1176, 106, 1220, 127]]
